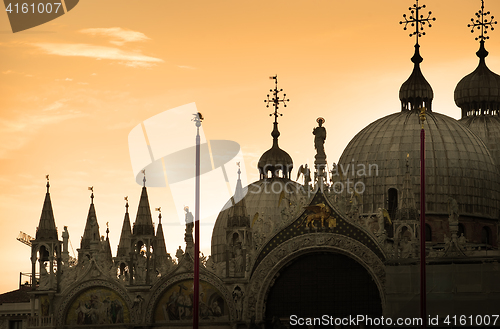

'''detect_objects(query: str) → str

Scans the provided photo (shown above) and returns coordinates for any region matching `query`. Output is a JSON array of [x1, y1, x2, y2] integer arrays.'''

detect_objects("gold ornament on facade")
[[297, 203, 337, 229]]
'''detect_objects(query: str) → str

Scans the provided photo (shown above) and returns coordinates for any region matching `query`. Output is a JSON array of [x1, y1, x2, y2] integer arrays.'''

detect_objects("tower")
[[77, 187, 101, 263], [115, 197, 132, 281], [31, 176, 61, 292], [129, 174, 156, 285]]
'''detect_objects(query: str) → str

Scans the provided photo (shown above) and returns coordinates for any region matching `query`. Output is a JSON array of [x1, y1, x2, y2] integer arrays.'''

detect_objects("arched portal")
[[265, 252, 382, 328]]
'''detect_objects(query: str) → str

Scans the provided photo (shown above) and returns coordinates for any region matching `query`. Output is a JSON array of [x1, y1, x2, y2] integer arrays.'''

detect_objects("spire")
[[154, 208, 168, 262], [35, 175, 58, 240], [258, 75, 293, 179], [396, 154, 418, 221], [228, 166, 250, 228], [399, 0, 436, 112], [133, 186, 155, 236], [117, 197, 132, 257], [103, 222, 113, 263], [455, 0, 500, 117], [80, 187, 100, 250], [233, 162, 244, 204]]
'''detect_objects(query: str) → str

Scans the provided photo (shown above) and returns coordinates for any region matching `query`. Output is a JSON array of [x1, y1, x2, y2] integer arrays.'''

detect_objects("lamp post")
[[192, 112, 203, 329]]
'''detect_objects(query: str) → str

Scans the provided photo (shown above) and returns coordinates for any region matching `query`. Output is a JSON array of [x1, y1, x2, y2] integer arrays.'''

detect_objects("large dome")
[[460, 116, 500, 170], [338, 109, 500, 219], [211, 178, 307, 262]]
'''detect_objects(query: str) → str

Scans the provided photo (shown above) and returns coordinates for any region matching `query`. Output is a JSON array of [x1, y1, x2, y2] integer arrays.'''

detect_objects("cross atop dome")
[[400, 0, 436, 47], [469, 0, 497, 43], [265, 75, 289, 126], [398, 0, 435, 112]]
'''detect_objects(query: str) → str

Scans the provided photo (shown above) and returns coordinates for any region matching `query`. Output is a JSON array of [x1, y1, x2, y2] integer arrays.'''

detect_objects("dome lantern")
[[258, 75, 293, 180], [455, 0, 499, 118], [398, 0, 436, 112]]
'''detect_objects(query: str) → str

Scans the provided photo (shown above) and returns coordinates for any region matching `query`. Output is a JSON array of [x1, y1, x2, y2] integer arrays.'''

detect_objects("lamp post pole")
[[193, 113, 202, 329], [419, 107, 427, 328]]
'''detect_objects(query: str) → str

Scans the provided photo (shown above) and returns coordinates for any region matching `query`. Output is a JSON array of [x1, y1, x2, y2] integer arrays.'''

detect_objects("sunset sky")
[[1, 0, 499, 293]]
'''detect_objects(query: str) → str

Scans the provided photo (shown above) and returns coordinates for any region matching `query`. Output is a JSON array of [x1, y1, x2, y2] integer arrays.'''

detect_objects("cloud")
[[30, 43, 163, 67], [0, 110, 85, 158], [177, 65, 196, 70], [42, 99, 67, 111], [2, 70, 34, 77], [79, 27, 150, 46]]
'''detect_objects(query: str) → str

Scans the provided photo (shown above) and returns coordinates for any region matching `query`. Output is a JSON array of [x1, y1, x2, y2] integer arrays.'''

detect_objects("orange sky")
[[0, 0, 499, 293]]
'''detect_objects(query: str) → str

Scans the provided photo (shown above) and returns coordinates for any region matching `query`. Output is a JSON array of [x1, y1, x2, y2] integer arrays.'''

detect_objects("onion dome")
[[455, 41, 500, 117], [399, 44, 434, 111], [257, 122, 293, 179]]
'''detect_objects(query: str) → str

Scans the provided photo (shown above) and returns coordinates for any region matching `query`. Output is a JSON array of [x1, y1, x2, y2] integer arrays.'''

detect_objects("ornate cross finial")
[[468, 0, 497, 42], [236, 162, 241, 179], [45, 174, 50, 192], [124, 196, 129, 212], [400, 0, 436, 45], [88, 186, 94, 204], [264, 75, 289, 124], [141, 169, 146, 187], [155, 207, 162, 222]]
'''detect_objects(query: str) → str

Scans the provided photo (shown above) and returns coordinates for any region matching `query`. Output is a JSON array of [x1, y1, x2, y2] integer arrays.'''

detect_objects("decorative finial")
[[155, 207, 162, 223], [124, 196, 129, 213], [400, 0, 436, 45], [106, 222, 109, 237], [141, 169, 146, 187], [88, 186, 94, 204], [419, 107, 427, 128], [264, 75, 289, 145], [45, 174, 50, 193], [236, 162, 241, 180], [468, 0, 497, 42], [265, 75, 289, 123]]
